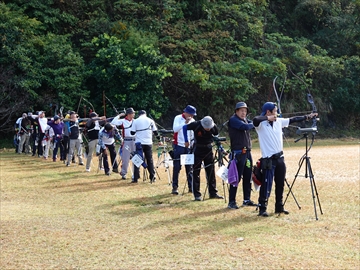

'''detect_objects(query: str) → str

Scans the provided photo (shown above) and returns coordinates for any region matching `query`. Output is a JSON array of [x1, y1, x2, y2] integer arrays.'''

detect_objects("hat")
[[126, 107, 135, 115], [235, 102, 248, 112], [261, 102, 276, 116], [105, 123, 113, 131], [38, 111, 44, 115], [22, 113, 27, 117], [53, 115, 60, 121], [89, 112, 98, 118], [69, 111, 76, 115], [183, 105, 197, 116], [201, 116, 215, 129], [138, 110, 146, 116]]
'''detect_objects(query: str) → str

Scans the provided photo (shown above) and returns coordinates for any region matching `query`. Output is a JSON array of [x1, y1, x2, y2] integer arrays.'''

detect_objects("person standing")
[[171, 105, 197, 195], [253, 102, 318, 217], [111, 108, 136, 179], [29, 111, 48, 157], [17, 113, 32, 154], [85, 112, 107, 172], [64, 111, 85, 166], [227, 102, 257, 209], [130, 110, 158, 183], [98, 123, 122, 175], [47, 115, 64, 162], [183, 116, 224, 201]]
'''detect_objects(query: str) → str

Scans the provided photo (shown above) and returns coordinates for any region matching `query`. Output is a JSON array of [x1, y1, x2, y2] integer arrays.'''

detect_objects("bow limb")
[[273, 76, 282, 116], [104, 95, 120, 115]]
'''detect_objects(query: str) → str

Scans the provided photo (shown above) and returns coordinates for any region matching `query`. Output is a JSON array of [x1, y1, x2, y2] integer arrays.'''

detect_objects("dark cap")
[[138, 110, 146, 116], [261, 102, 277, 116], [105, 123, 113, 131], [126, 107, 135, 115], [183, 105, 197, 116], [53, 115, 60, 121], [89, 112, 98, 118], [69, 111, 76, 115]]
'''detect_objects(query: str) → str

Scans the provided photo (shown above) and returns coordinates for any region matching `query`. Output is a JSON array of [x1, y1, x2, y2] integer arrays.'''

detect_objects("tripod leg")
[[307, 158, 323, 220], [284, 178, 301, 209], [283, 156, 305, 209]]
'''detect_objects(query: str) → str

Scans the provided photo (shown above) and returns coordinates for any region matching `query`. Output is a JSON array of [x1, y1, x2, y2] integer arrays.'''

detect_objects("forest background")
[[1, 0, 359, 138]]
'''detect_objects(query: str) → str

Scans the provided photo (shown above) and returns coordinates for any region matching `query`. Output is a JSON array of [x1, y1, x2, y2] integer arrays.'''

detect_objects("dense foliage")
[[1, 0, 359, 135]]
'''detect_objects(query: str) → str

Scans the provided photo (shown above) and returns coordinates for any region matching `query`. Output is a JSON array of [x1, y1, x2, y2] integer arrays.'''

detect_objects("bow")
[[272, 76, 285, 117], [104, 95, 123, 115]]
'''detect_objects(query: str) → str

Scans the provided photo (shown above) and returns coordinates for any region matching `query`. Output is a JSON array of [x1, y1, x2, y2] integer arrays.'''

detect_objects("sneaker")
[[194, 196, 202, 201], [66, 163, 70, 167], [171, 189, 179, 195], [112, 168, 119, 173], [242, 200, 258, 207], [79, 162, 84, 166], [131, 179, 138, 183], [86, 168, 91, 172], [121, 175, 126, 180], [105, 172, 111, 176], [228, 202, 239, 209], [275, 207, 290, 215]]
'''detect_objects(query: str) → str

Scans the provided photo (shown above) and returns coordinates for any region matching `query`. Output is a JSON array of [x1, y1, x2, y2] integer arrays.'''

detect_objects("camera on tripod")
[[213, 136, 226, 142]]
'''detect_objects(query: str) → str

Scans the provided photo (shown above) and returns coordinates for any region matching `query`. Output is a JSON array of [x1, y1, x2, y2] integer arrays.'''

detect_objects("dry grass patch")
[[0, 143, 359, 269]]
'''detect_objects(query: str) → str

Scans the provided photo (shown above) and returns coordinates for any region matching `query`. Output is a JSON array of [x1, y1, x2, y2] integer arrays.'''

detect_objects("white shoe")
[[86, 168, 91, 172]]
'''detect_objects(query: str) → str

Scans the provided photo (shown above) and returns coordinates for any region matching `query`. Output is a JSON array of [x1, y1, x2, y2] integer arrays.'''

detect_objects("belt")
[[124, 138, 135, 141], [271, 151, 283, 159]]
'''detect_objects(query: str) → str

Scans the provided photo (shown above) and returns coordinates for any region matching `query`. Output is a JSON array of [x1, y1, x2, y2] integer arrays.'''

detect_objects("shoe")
[[66, 163, 70, 167], [72, 160, 76, 163], [151, 177, 156, 183], [86, 168, 91, 172], [275, 207, 290, 215], [131, 180, 138, 183], [121, 175, 126, 180], [171, 189, 179, 195], [188, 188, 192, 193], [194, 196, 202, 201], [258, 210, 269, 217], [53, 158, 56, 162], [228, 202, 239, 209], [242, 200, 258, 207], [209, 194, 224, 199], [105, 171, 111, 176], [79, 162, 84, 165], [112, 168, 119, 173]]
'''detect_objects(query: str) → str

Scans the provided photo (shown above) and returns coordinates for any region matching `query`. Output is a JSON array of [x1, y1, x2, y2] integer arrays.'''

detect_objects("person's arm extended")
[[253, 116, 268, 127]]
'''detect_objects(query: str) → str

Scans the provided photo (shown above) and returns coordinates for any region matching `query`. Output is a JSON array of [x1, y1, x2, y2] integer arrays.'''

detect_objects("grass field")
[[0, 140, 359, 269]]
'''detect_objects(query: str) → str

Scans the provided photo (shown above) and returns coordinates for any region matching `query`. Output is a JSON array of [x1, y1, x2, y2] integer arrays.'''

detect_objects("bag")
[[228, 159, 239, 187], [252, 159, 262, 190]]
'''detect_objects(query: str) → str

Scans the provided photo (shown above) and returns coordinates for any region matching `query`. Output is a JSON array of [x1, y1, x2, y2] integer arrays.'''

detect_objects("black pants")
[[102, 143, 118, 174], [192, 147, 218, 198], [258, 157, 286, 211], [228, 151, 253, 204], [134, 144, 155, 181], [37, 132, 45, 156], [172, 144, 192, 190]]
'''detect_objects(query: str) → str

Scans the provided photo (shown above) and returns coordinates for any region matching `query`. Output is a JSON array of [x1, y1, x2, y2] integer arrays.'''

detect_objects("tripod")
[[283, 132, 323, 220], [203, 139, 228, 202], [155, 137, 172, 185]]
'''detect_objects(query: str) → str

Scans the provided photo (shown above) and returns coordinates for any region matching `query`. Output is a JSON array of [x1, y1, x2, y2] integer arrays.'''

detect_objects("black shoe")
[[242, 200, 258, 207], [209, 194, 224, 199], [194, 196, 202, 201], [188, 188, 192, 193], [112, 168, 119, 173], [105, 172, 111, 176], [121, 175, 126, 180], [171, 189, 179, 195], [131, 180, 138, 183], [275, 208, 290, 215], [79, 162, 84, 166], [258, 210, 269, 217], [227, 202, 239, 209]]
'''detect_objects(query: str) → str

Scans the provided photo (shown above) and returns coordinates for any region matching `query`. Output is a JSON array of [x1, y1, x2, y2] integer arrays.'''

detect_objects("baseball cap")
[[201, 116, 215, 129]]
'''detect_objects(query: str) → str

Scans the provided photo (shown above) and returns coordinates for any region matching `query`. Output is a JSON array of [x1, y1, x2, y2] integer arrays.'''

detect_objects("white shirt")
[[173, 114, 194, 147], [131, 114, 157, 145], [255, 118, 289, 158], [111, 117, 134, 138]]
